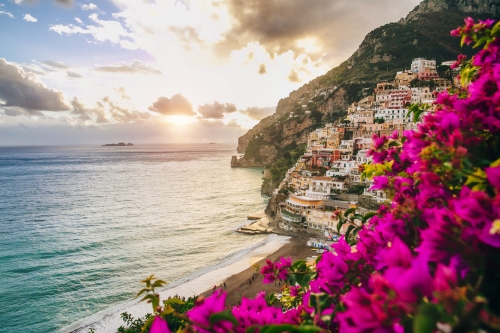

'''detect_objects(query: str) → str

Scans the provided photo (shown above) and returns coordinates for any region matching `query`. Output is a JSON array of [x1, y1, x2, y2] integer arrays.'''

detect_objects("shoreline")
[[63, 232, 294, 333], [64, 212, 316, 333], [200, 236, 311, 306]]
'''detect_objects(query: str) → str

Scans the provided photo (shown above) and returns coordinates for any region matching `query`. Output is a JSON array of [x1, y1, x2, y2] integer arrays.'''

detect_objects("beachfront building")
[[280, 195, 323, 231], [305, 176, 345, 199], [306, 209, 339, 232]]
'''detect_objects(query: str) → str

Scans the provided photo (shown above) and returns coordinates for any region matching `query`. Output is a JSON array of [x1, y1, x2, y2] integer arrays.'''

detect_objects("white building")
[[411, 58, 436, 73], [305, 176, 345, 199]]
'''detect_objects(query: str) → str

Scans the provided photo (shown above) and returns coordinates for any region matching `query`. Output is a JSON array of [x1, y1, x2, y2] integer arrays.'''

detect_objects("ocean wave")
[[62, 234, 290, 333]]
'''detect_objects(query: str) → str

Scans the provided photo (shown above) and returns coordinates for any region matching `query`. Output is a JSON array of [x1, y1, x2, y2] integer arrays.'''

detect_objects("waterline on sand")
[[64, 234, 290, 333]]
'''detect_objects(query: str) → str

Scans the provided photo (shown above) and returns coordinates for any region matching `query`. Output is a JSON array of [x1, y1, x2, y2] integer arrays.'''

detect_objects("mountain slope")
[[235, 0, 499, 175]]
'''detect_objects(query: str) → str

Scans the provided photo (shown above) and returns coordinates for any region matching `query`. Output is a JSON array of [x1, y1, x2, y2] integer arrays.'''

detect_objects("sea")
[[0, 144, 287, 333]]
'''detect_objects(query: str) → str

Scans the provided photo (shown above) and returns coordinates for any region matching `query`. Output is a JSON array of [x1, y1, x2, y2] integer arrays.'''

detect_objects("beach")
[[64, 230, 314, 333], [200, 236, 312, 306]]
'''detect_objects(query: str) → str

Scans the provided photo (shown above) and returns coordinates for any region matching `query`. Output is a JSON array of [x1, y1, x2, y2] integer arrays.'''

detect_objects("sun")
[[165, 115, 197, 125]]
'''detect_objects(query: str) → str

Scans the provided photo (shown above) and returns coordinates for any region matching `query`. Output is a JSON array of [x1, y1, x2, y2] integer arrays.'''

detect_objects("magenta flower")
[[338, 274, 403, 333], [375, 237, 412, 270], [150, 316, 171, 333], [260, 257, 291, 283], [310, 251, 348, 294], [433, 262, 458, 292], [453, 187, 500, 247], [371, 176, 389, 191], [385, 255, 433, 304], [485, 165, 500, 189], [479, 19, 495, 28], [231, 293, 300, 332], [186, 291, 231, 333]]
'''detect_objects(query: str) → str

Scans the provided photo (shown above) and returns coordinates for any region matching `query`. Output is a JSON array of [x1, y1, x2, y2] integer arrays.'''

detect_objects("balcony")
[[281, 209, 304, 223]]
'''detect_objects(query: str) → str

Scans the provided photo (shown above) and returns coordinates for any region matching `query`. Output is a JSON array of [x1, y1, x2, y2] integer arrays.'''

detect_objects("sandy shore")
[[64, 234, 296, 333], [200, 236, 311, 306], [66, 213, 315, 333]]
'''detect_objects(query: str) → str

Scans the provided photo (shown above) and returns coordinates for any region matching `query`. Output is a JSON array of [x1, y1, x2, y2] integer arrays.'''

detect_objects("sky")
[[0, 0, 421, 145]]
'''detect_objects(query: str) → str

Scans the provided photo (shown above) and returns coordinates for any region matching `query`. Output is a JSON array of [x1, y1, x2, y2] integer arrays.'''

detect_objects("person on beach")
[[213, 285, 216, 294], [223, 282, 226, 288]]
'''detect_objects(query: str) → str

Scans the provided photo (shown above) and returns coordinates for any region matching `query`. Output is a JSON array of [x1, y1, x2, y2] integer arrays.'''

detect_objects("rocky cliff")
[[403, 0, 499, 23]]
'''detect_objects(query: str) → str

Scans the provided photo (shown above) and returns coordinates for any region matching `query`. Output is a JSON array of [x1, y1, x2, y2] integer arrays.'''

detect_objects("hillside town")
[[274, 57, 457, 237]]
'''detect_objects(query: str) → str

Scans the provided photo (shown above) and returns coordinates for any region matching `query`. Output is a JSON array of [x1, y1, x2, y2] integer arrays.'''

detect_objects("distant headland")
[[101, 143, 134, 146]]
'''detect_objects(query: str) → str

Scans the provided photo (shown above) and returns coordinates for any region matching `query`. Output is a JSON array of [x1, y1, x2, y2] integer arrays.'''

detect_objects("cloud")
[[94, 60, 161, 75], [226, 120, 241, 128], [42, 60, 70, 69], [115, 87, 130, 99], [240, 106, 275, 120], [148, 94, 195, 116], [258, 64, 266, 74], [67, 71, 83, 78], [0, 58, 70, 114], [0, 10, 13, 18], [198, 119, 225, 127], [70, 97, 107, 123], [79, 3, 98, 11], [287, 69, 300, 82], [197, 101, 236, 119], [23, 14, 37, 22], [102, 96, 150, 122], [49, 13, 136, 49], [168, 26, 204, 49], [55, 0, 73, 7], [216, 0, 421, 64], [75, 17, 83, 24]]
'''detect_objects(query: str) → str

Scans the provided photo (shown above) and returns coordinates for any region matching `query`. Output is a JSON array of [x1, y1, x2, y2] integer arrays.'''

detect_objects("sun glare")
[[165, 115, 197, 125]]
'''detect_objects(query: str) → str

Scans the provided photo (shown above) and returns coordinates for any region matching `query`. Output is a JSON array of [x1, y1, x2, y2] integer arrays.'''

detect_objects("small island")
[[101, 143, 134, 146]]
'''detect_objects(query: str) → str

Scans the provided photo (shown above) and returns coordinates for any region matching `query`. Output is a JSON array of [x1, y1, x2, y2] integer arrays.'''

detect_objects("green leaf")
[[491, 21, 500, 36], [388, 141, 400, 147], [413, 303, 441, 333], [343, 208, 355, 217], [362, 212, 377, 222], [345, 225, 356, 242], [159, 306, 175, 316], [473, 35, 490, 48], [294, 326, 323, 333], [151, 279, 167, 289], [294, 272, 315, 288], [136, 288, 150, 298], [163, 298, 185, 305], [308, 292, 331, 315], [141, 316, 155, 332], [337, 219, 345, 233], [209, 310, 238, 327], [292, 260, 308, 272], [245, 325, 259, 333], [260, 325, 296, 333]]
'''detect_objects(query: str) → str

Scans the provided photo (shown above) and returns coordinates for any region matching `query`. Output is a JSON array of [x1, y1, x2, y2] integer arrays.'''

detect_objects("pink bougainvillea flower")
[[150, 316, 171, 333], [485, 165, 500, 189], [371, 176, 389, 191], [186, 291, 231, 333], [310, 251, 348, 294]]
